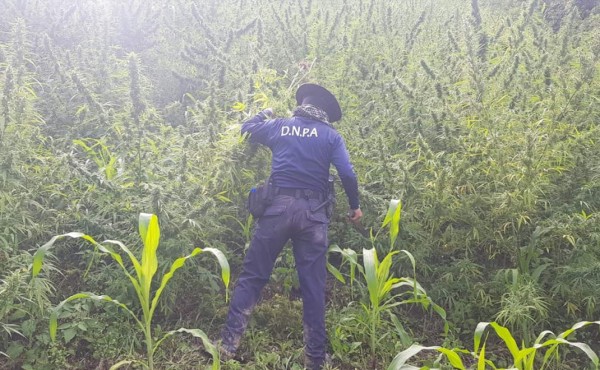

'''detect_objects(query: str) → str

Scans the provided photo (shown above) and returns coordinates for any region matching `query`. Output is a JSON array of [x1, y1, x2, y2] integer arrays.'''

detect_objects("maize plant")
[[388, 321, 600, 370], [32, 213, 230, 370], [334, 199, 447, 365]]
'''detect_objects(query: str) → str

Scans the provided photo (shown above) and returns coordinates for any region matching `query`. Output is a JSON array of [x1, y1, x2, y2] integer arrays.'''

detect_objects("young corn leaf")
[[378, 251, 397, 281], [32, 232, 145, 304], [535, 330, 555, 344], [32, 232, 89, 277], [398, 249, 418, 294], [326, 263, 346, 283], [363, 248, 380, 308], [388, 344, 466, 370], [232, 102, 246, 111], [201, 247, 231, 301], [489, 322, 520, 363], [153, 328, 219, 369], [389, 312, 412, 347], [390, 200, 402, 248], [328, 245, 361, 285], [477, 342, 486, 370], [380, 199, 402, 249], [558, 320, 600, 339], [474, 322, 488, 354], [474, 322, 520, 367], [432, 302, 449, 334], [103, 240, 143, 290], [381, 199, 400, 228], [436, 347, 466, 370], [541, 338, 599, 367], [377, 253, 393, 298], [388, 343, 430, 370], [532, 322, 600, 369], [536, 330, 560, 369], [150, 248, 203, 317], [514, 347, 537, 368], [380, 278, 402, 301], [139, 213, 160, 296]]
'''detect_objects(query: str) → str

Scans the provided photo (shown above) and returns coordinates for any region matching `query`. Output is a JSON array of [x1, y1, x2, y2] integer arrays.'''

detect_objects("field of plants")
[[1, 0, 600, 368]]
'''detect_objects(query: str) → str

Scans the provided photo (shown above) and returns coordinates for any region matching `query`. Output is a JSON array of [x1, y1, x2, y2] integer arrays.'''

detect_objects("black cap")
[[295, 83, 342, 122]]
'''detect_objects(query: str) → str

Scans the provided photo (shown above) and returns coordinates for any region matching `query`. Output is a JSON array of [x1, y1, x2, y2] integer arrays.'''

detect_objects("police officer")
[[220, 83, 362, 369]]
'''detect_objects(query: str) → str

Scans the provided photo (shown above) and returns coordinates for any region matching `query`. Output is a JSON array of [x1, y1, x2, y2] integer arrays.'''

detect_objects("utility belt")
[[275, 187, 324, 201], [247, 176, 336, 219]]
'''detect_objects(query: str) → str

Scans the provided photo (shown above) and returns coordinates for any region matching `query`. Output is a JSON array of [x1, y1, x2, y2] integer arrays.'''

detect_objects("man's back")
[[242, 114, 359, 209]]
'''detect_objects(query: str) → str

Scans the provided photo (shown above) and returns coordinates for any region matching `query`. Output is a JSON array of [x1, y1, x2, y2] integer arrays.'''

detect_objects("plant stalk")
[[145, 319, 154, 370]]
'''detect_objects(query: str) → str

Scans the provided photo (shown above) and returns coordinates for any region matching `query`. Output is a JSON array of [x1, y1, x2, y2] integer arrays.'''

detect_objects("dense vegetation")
[[1, 0, 599, 368]]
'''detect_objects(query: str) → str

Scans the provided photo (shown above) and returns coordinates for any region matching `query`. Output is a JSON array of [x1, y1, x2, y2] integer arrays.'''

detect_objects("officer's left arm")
[[241, 109, 275, 146], [331, 135, 360, 210]]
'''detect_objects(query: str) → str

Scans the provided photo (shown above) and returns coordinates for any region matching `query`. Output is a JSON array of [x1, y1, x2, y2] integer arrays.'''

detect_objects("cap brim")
[[296, 84, 342, 122]]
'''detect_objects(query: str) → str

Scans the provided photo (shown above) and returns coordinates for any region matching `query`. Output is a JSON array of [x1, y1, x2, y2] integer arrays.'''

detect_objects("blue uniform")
[[241, 112, 359, 209], [221, 111, 359, 369]]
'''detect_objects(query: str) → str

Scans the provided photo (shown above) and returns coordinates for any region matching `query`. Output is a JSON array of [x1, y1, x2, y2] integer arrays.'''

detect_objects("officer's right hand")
[[348, 208, 363, 223]]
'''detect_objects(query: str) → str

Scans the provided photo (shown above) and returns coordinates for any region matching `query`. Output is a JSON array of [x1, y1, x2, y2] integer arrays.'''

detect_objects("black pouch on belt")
[[247, 177, 273, 219]]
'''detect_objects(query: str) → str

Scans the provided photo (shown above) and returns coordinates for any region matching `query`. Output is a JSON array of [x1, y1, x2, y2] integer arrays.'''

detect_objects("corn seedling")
[[388, 320, 600, 370], [351, 200, 447, 364], [361, 247, 447, 364], [32, 213, 230, 370], [327, 244, 361, 286], [358, 199, 403, 251], [327, 199, 401, 290]]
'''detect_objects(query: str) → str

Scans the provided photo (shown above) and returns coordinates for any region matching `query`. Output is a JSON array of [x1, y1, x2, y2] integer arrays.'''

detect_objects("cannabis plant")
[[32, 213, 230, 370]]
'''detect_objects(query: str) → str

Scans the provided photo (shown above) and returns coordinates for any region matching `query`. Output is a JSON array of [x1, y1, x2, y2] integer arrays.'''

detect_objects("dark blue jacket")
[[242, 112, 359, 209]]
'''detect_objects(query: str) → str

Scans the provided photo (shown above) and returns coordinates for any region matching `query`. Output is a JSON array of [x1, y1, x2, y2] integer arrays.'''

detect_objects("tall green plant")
[[343, 200, 447, 364], [32, 213, 230, 370], [361, 247, 447, 363]]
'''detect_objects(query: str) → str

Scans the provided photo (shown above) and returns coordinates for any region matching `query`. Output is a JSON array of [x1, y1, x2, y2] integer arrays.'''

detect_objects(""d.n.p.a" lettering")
[[281, 126, 318, 138]]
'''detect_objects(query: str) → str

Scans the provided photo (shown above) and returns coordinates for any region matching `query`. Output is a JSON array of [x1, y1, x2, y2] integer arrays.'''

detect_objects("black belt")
[[276, 187, 323, 200]]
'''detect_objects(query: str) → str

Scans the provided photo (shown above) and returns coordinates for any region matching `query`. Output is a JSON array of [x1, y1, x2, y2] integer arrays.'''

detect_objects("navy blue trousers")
[[221, 194, 329, 368]]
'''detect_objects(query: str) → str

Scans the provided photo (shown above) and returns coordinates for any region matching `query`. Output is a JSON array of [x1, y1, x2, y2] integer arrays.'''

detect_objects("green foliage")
[[0, 0, 599, 367], [0, 252, 56, 363], [388, 321, 600, 370], [329, 199, 447, 367], [494, 269, 550, 344], [360, 247, 447, 364], [32, 213, 230, 370]]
